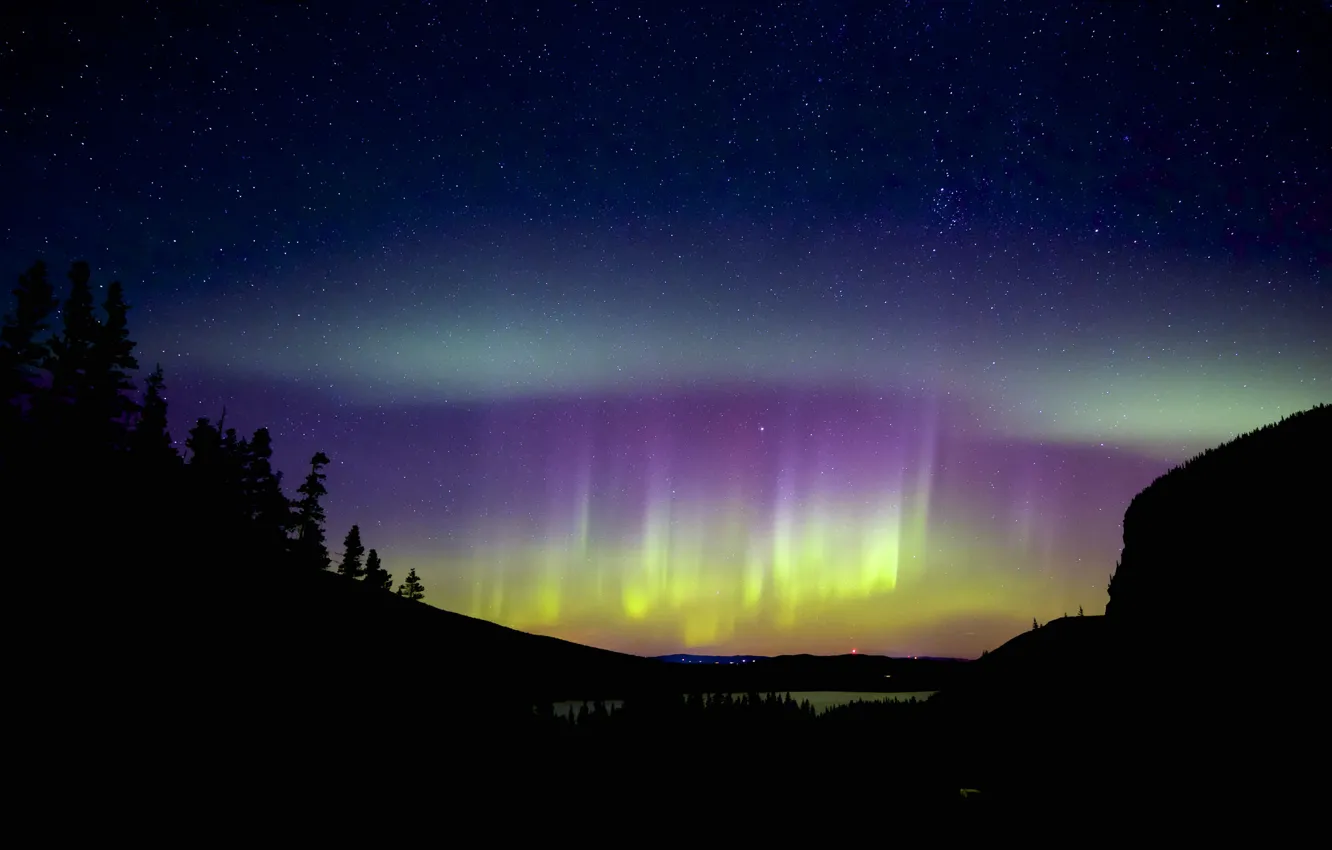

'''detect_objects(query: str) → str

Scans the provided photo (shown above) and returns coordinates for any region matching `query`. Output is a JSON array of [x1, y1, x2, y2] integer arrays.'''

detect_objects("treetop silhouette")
[[338, 525, 366, 579], [397, 567, 425, 601]]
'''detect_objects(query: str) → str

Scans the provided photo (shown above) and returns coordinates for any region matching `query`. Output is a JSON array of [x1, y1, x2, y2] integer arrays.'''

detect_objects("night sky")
[[4, 1, 1328, 657]]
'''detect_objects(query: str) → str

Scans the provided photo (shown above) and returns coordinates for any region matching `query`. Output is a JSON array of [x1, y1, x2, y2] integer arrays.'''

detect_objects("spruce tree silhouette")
[[185, 416, 250, 568], [1, 262, 61, 597], [363, 548, 391, 590], [129, 365, 175, 466], [294, 451, 332, 570], [123, 362, 187, 582], [1, 262, 59, 439], [397, 567, 425, 601], [242, 427, 294, 556], [88, 280, 140, 450], [38, 262, 106, 484], [219, 424, 253, 539], [186, 417, 223, 468], [337, 525, 366, 578], [45, 261, 97, 414]]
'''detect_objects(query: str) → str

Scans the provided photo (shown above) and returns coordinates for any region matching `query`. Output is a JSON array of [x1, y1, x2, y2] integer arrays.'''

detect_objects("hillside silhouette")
[[211, 566, 964, 708]]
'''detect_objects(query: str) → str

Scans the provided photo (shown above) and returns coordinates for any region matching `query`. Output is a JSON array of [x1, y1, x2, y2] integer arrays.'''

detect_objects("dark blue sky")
[[3, 1, 1327, 655], [5, 1, 1328, 286]]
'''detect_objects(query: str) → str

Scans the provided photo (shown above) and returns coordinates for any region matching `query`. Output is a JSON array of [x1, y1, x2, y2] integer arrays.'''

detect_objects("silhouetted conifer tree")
[[1, 261, 61, 561], [1078, 605, 1085, 617], [1, 261, 59, 419], [363, 549, 391, 590], [337, 524, 366, 579], [218, 424, 252, 517], [44, 261, 101, 422], [130, 365, 176, 465], [294, 451, 332, 570], [242, 427, 292, 554], [185, 416, 247, 563], [186, 417, 222, 469], [1032, 617, 1039, 631], [397, 567, 425, 601], [88, 280, 139, 448]]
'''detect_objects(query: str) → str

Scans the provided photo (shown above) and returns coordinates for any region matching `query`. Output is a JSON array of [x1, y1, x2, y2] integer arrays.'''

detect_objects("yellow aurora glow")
[[416, 470, 1102, 658], [378, 389, 1184, 659]]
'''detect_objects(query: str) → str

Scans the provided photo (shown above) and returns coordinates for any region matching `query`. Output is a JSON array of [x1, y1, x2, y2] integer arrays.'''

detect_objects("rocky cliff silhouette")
[[933, 404, 1331, 826], [1108, 403, 1331, 661]]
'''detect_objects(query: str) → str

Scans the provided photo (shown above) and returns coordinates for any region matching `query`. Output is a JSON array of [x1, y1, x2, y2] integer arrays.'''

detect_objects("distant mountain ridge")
[[657, 653, 967, 664], [656, 654, 769, 664]]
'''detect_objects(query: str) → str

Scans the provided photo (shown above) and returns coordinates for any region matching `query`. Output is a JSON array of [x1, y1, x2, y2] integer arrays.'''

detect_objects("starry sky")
[[3, 1, 1328, 658]]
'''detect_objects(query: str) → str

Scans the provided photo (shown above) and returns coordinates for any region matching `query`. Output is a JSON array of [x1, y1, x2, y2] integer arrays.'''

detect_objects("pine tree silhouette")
[[397, 567, 425, 601], [294, 452, 332, 570], [337, 525, 366, 579], [1, 262, 61, 571], [1, 261, 59, 416], [88, 280, 140, 449], [130, 365, 176, 465], [363, 548, 391, 590], [41, 262, 102, 463], [186, 417, 222, 468], [43, 261, 104, 434], [185, 416, 249, 565], [242, 427, 293, 555], [219, 424, 251, 523]]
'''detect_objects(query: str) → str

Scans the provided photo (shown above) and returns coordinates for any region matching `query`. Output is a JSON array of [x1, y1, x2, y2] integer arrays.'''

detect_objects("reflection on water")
[[553, 690, 935, 718]]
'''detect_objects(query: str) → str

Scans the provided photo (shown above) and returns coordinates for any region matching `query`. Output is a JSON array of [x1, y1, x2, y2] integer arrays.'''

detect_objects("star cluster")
[[2, 2, 1327, 656]]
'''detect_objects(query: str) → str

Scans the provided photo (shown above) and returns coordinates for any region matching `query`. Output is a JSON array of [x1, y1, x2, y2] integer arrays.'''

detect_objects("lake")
[[554, 691, 936, 718]]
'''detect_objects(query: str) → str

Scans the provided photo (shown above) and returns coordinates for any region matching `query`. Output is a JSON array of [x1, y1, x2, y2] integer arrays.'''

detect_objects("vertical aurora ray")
[[770, 456, 800, 628], [574, 454, 592, 558]]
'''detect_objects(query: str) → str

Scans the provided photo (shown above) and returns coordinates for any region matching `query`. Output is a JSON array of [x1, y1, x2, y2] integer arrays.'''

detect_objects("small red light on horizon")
[[852, 648, 857, 654]]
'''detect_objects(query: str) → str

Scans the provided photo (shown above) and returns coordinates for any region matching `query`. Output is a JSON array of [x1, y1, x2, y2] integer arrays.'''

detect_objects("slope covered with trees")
[[2, 262, 424, 747], [2, 261, 407, 597]]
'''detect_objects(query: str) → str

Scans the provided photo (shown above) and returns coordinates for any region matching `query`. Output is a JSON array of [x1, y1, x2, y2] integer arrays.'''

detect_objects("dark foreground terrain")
[[22, 569, 1148, 833]]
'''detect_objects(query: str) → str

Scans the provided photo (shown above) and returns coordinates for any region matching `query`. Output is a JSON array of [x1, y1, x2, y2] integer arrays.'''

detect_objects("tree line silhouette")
[[506, 688, 966, 810], [1, 261, 426, 602], [547, 691, 929, 736]]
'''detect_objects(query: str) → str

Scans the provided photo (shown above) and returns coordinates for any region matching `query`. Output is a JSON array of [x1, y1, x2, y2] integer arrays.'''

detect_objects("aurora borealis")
[[3, 2, 1327, 658]]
